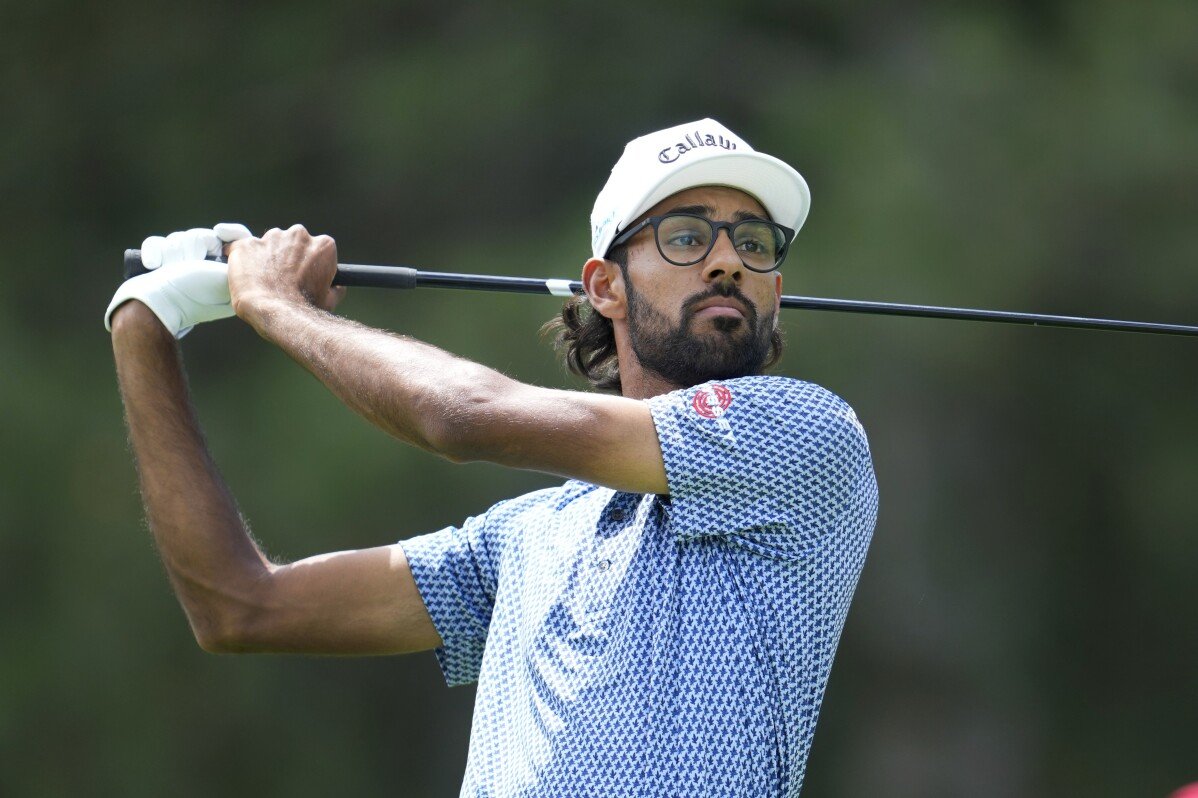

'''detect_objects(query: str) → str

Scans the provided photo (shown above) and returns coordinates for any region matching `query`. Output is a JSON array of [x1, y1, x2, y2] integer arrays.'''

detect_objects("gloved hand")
[[105, 223, 253, 338]]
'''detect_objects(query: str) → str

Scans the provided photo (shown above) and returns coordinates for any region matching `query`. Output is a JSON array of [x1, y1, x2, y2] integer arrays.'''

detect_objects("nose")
[[700, 227, 745, 285]]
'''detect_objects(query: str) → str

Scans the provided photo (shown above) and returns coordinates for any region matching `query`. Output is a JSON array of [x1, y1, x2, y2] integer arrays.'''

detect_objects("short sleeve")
[[398, 508, 505, 687], [646, 376, 874, 560]]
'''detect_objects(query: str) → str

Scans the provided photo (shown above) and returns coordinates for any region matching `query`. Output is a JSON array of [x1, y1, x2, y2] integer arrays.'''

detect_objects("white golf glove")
[[104, 223, 253, 338]]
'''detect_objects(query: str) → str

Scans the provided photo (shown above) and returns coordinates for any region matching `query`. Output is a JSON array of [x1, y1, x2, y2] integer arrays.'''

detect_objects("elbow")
[[185, 585, 269, 655], [432, 418, 509, 467], [435, 431, 483, 465], [191, 611, 255, 655], [195, 628, 236, 655]]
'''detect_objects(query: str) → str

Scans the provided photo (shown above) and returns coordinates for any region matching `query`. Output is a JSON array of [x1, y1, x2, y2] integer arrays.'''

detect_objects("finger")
[[181, 228, 214, 261], [188, 227, 223, 258], [214, 222, 253, 243], [160, 229, 208, 263], [162, 231, 190, 264], [141, 235, 167, 269]]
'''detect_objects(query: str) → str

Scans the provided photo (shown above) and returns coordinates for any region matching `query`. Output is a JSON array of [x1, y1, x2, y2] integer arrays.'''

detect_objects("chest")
[[509, 492, 668, 638]]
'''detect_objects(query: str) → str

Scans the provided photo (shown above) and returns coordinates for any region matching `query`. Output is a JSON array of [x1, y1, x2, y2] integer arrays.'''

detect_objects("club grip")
[[124, 249, 155, 280], [334, 263, 417, 289], [125, 248, 229, 280], [122, 249, 419, 289]]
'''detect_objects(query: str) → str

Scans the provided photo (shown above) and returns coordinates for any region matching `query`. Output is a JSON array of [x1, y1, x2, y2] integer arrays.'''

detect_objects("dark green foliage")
[[2, 2, 1196, 795]]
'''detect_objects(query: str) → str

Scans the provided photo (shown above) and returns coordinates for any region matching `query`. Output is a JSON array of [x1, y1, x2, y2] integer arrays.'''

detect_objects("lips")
[[691, 297, 748, 321]]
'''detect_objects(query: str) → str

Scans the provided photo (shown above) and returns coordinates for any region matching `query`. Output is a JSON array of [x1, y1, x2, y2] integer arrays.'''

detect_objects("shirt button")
[[597, 559, 611, 570], [610, 508, 625, 522]]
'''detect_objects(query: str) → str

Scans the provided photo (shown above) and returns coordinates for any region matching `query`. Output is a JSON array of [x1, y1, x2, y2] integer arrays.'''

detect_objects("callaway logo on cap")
[[590, 118, 811, 259]]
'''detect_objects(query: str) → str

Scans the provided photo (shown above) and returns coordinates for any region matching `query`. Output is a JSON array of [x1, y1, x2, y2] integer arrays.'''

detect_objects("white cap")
[[590, 118, 811, 259]]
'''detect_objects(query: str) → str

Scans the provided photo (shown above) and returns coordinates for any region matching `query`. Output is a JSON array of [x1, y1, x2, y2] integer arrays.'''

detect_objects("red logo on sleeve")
[[691, 384, 733, 419]]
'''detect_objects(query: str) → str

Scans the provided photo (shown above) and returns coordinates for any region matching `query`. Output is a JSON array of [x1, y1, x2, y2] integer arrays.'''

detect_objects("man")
[[106, 119, 878, 797]]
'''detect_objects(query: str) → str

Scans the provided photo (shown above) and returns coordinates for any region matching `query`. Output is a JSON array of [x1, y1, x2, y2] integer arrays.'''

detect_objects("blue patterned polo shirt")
[[399, 376, 878, 797]]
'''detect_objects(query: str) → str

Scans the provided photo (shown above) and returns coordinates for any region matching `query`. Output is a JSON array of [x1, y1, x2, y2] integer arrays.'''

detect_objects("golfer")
[[107, 118, 878, 797]]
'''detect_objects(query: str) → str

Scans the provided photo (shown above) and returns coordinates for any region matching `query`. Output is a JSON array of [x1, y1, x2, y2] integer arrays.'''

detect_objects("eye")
[[659, 218, 710, 248], [667, 230, 704, 247], [734, 222, 779, 259], [735, 235, 774, 256]]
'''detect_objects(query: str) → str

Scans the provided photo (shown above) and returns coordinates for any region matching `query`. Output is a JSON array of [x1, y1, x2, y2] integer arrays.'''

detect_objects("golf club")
[[123, 249, 1198, 337]]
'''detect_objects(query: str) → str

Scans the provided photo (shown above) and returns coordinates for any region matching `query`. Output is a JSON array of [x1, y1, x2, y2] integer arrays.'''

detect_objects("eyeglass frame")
[[605, 212, 795, 273]]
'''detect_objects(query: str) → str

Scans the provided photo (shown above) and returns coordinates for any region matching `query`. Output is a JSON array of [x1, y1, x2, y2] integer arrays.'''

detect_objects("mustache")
[[681, 282, 758, 322]]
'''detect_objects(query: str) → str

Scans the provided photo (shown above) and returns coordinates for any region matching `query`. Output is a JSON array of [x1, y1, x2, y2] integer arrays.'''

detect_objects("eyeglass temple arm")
[[605, 218, 653, 254]]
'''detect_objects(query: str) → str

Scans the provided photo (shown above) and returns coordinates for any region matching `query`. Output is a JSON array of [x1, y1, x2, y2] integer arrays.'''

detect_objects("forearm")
[[243, 297, 507, 456], [222, 227, 664, 493], [112, 303, 271, 649]]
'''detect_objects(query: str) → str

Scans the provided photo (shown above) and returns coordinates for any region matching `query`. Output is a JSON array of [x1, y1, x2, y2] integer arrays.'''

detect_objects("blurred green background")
[[3, 1, 1196, 795]]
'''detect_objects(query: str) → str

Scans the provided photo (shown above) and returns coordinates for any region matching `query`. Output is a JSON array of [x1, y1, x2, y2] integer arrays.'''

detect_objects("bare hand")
[[226, 225, 348, 327]]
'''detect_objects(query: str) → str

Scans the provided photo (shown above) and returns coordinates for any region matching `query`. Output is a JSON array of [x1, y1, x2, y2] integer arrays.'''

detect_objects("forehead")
[[641, 185, 769, 221]]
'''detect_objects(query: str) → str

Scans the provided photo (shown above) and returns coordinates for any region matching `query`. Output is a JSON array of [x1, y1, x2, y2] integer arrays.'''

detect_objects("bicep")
[[454, 381, 667, 495], [234, 544, 442, 655]]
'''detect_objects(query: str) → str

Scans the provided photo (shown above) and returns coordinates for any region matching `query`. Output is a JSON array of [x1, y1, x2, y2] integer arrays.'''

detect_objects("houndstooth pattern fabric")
[[399, 376, 878, 797]]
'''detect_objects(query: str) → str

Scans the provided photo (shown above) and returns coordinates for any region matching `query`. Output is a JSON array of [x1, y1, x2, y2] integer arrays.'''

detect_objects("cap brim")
[[616, 151, 811, 244]]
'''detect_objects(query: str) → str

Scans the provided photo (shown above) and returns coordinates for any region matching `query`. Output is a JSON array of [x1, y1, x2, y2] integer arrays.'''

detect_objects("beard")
[[625, 277, 776, 388]]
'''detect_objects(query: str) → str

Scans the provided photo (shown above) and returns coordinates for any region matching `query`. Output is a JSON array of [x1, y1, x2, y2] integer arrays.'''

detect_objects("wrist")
[[110, 300, 170, 338], [234, 290, 310, 337], [110, 300, 179, 365]]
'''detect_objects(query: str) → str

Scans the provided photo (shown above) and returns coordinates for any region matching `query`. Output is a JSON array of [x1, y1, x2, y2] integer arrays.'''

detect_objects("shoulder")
[[650, 375, 866, 434], [650, 374, 848, 405], [725, 374, 855, 409], [733, 377, 870, 457]]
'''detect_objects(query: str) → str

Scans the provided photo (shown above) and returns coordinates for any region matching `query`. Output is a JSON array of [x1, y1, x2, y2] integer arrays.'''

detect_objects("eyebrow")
[[663, 204, 771, 223]]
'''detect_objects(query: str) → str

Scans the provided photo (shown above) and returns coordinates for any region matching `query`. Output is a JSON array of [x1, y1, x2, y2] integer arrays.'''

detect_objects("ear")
[[774, 271, 783, 316], [582, 257, 628, 321]]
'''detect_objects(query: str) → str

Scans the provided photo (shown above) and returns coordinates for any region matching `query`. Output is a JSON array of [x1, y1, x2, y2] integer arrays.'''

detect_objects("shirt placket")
[[583, 494, 639, 617]]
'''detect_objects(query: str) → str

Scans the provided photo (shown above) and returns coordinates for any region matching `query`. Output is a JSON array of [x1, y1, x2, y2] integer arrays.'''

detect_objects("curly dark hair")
[[541, 247, 784, 393]]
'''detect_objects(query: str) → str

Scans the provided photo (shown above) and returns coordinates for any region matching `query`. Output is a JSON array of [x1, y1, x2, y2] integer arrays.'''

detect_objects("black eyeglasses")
[[607, 212, 794, 273]]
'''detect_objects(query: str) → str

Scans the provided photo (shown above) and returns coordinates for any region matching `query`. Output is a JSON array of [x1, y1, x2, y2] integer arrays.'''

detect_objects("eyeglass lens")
[[656, 214, 783, 270]]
